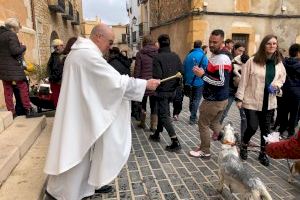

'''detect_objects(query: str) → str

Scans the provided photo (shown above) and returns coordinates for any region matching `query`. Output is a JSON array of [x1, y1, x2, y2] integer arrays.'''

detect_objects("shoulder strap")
[[191, 54, 206, 86]]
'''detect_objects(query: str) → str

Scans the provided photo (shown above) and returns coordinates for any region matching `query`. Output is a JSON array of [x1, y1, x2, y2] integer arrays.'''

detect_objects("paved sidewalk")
[[91, 99, 300, 200]]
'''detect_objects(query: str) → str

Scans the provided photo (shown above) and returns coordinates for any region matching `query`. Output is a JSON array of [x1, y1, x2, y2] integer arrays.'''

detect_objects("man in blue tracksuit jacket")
[[183, 40, 208, 124]]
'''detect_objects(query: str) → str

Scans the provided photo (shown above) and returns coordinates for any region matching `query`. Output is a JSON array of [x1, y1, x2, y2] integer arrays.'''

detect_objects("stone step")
[[0, 115, 46, 186], [0, 118, 53, 200], [0, 111, 13, 134]]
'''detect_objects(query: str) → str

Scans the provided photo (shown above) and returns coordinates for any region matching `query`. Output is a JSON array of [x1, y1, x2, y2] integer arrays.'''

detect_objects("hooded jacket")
[[0, 26, 26, 81], [152, 46, 183, 97], [282, 57, 300, 99], [108, 53, 131, 75], [183, 48, 208, 87], [134, 44, 158, 96]]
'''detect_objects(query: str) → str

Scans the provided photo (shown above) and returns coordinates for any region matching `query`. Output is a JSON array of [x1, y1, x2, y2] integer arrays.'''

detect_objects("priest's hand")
[[146, 79, 160, 90]]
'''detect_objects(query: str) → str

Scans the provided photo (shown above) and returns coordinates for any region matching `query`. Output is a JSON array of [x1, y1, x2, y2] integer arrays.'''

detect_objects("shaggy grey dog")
[[218, 123, 272, 200]]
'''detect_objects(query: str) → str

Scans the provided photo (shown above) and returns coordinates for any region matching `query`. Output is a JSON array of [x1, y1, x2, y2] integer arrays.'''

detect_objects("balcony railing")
[[139, 22, 149, 36], [48, 0, 65, 13], [62, 1, 74, 20], [71, 11, 80, 25]]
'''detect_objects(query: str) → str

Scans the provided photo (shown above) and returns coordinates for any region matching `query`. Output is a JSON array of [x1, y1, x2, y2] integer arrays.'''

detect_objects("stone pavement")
[[91, 99, 300, 200]]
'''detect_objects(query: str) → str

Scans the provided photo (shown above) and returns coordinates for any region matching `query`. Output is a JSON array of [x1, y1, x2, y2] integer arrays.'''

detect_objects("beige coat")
[[236, 57, 286, 111]]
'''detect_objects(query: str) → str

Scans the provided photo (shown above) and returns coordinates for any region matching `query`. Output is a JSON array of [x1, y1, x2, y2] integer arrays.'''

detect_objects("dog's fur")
[[288, 160, 300, 183], [218, 123, 272, 200]]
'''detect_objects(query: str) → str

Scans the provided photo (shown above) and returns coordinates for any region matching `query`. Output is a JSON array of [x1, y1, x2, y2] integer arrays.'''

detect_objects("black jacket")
[[108, 53, 131, 75], [47, 52, 65, 83], [283, 57, 300, 99], [0, 26, 26, 81], [152, 47, 183, 97]]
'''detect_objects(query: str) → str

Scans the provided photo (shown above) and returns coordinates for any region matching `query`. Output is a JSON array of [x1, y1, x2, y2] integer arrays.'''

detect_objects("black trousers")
[[141, 95, 157, 114], [156, 96, 176, 137], [243, 109, 274, 151], [278, 92, 300, 135]]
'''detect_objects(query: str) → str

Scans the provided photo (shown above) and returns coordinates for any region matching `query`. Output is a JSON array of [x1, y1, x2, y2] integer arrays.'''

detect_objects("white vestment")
[[44, 37, 146, 200]]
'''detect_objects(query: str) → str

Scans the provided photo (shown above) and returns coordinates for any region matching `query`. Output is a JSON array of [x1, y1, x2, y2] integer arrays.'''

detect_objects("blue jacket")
[[183, 48, 208, 87]]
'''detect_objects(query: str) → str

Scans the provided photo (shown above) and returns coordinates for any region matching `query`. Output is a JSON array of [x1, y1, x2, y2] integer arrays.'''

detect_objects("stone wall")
[[33, 0, 82, 65], [0, 0, 83, 109], [149, 0, 190, 27], [151, 17, 191, 61], [150, 0, 300, 57]]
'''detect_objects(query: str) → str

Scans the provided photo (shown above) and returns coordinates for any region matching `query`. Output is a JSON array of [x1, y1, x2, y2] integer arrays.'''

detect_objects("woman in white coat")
[[236, 34, 286, 167]]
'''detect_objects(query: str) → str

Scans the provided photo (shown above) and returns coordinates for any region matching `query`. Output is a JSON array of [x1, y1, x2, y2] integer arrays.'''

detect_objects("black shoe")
[[95, 185, 113, 194], [240, 145, 248, 160], [189, 120, 196, 125], [149, 133, 160, 142], [26, 108, 43, 118], [258, 152, 269, 166], [165, 138, 181, 152], [150, 127, 157, 132]]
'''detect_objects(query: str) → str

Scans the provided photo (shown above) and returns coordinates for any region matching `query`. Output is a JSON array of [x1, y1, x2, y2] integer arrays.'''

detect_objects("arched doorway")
[[50, 31, 59, 52]]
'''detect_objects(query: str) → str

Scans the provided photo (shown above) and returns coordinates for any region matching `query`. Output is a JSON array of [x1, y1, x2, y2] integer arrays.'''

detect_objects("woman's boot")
[[150, 114, 157, 132], [258, 147, 269, 166], [240, 143, 248, 160], [138, 110, 146, 129]]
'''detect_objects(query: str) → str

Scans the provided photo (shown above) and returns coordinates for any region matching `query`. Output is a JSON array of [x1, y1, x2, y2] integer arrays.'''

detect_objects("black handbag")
[[183, 76, 196, 97]]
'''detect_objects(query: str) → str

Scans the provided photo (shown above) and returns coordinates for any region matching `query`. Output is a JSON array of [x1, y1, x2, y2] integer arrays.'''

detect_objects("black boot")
[[26, 107, 43, 118], [240, 144, 248, 160], [165, 137, 181, 152], [258, 152, 269, 166], [149, 131, 160, 142]]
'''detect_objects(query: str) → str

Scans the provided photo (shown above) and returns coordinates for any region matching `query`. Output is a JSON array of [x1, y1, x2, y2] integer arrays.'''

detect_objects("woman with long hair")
[[236, 34, 286, 166]]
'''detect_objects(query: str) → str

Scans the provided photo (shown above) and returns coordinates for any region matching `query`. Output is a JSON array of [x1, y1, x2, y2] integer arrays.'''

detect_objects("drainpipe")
[[30, 0, 41, 65]]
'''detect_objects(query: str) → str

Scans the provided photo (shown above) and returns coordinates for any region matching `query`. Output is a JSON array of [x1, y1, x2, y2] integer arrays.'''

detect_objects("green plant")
[[29, 63, 48, 82]]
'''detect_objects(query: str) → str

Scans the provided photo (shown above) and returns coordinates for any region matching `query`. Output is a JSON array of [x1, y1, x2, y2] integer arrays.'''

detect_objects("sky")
[[82, 0, 129, 25]]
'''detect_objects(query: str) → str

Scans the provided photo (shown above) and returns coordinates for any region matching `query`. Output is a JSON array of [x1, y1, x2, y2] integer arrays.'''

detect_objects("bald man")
[[43, 24, 160, 199]]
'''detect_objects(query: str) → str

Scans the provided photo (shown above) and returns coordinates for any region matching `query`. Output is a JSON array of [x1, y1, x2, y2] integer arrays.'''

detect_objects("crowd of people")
[[1, 17, 300, 199]]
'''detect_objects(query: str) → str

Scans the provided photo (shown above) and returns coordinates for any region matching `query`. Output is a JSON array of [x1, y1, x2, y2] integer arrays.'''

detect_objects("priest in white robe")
[[43, 24, 160, 200]]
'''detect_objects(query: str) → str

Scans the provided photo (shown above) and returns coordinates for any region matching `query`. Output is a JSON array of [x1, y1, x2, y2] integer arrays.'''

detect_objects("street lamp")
[[132, 16, 137, 25]]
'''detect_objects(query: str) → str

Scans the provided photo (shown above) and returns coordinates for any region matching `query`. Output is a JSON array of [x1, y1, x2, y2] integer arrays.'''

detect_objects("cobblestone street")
[[91, 99, 300, 200]]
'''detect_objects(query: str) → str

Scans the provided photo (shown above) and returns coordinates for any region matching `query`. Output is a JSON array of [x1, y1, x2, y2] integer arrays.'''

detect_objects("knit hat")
[[52, 39, 64, 47], [158, 34, 170, 48]]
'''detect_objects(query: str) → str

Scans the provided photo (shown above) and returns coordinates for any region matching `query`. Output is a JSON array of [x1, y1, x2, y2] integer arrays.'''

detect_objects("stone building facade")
[[0, 0, 82, 65], [111, 25, 131, 57], [33, 0, 82, 65], [0, 0, 82, 108], [148, 0, 300, 60], [81, 19, 131, 57]]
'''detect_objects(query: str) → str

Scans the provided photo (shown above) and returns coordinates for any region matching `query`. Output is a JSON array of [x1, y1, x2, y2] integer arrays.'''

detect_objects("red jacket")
[[266, 130, 300, 159]]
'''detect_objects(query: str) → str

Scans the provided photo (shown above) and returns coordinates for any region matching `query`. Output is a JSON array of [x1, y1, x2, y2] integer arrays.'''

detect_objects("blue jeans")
[[189, 86, 203, 122]]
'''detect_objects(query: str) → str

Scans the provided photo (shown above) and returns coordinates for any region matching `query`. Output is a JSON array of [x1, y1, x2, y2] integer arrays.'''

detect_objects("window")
[[232, 33, 249, 53], [132, 31, 137, 43], [139, 23, 143, 37], [122, 34, 127, 43]]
